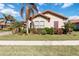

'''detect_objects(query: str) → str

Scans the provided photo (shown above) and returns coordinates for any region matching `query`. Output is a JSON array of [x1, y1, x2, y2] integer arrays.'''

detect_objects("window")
[[39, 21, 45, 28], [34, 21, 45, 28], [34, 21, 39, 28]]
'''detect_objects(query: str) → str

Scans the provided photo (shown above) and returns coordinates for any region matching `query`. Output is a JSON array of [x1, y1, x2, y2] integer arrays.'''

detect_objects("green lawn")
[[0, 46, 79, 56], [0, 32, 79, 40]]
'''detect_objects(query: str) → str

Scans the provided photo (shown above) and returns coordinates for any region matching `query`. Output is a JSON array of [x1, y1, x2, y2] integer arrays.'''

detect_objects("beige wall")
[[28, 20, 31, 28], [44, 13, 65, 28], [28, 16, 50, 28]]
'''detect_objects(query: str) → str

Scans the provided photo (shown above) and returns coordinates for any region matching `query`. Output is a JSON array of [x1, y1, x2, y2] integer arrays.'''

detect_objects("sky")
[[0, 3, 79, 21]]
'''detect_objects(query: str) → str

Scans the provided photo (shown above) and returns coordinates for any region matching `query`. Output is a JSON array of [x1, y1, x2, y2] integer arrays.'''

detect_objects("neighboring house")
[[70, 19, 79, 30], [0, 18, 11, 29], [28, 10, 68, 29], [0, 18, 6, 29]]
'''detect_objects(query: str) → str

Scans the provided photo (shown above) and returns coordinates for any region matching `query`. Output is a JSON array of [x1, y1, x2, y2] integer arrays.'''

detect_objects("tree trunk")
[[5, 20, 7, 28], [30, 20, 34, 33], [25, 20, 29, 34]]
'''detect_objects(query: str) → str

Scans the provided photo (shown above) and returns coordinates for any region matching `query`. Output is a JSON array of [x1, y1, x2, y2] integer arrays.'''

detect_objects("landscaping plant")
[[63, 21, 74, 34]]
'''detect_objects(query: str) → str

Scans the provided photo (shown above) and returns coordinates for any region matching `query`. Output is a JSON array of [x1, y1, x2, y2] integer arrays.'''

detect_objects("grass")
[[0, 31, 79, 40], [0, 45, 79, 56]]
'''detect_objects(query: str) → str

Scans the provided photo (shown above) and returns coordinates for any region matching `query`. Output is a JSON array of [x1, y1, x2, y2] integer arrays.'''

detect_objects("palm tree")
[[1, 14, 16, 30], [2, 14, 16, 24], [20, 3, 38, 34]]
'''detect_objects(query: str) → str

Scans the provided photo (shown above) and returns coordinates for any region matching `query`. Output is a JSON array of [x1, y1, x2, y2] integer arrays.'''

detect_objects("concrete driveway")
[[0, 31, 12, 36]]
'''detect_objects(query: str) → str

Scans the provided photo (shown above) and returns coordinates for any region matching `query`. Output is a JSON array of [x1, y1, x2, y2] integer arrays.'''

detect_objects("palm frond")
[[2, 14, 8, 20], [20, 3, 24, 18], [30, 8, 34, 16], [30, 3, 38, 13], [7, 15, 16, 21]]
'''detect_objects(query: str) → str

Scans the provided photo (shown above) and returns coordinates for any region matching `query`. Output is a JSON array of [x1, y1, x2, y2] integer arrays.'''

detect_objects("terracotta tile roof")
[[0, 21, 10, 26], [42, 10, 68, 19], [29, 10, 68, 21], [0, 22, 5, 25], [29, 14, 50, 22], [70, 19, 79, 23]]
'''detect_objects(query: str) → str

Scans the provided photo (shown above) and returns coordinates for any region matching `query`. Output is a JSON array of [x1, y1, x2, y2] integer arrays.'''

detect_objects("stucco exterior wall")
[[28, 20, 31, 28], [28, 13, 66, 28], [29, 16, 50, 28], [43, 13, 65, 28]]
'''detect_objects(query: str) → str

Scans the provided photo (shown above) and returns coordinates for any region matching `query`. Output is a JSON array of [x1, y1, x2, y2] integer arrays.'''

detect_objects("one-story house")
[[28, 10, 68, 29], [0, 18, 6, 29], [0, 18, 11, 29]]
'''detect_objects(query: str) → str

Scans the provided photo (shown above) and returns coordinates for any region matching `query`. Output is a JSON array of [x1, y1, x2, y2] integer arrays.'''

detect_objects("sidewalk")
[[0, 40, 79, 45]]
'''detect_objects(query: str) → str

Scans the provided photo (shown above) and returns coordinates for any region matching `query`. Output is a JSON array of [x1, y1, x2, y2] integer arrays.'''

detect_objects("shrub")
[[33, 29, 38, 34], [62, 28, 66, 34], [29, 28, 37, 34], [41, 29, 47, 35], [56, 28, 63, 34], [44, 27, 54, 35], [30, 27, 54, 35], [20, 29, 26, 34], [49, 27, 54, 35], [63, 21, 74, 34], [44, 27, 50, 34], [73, 25, 79, 31]]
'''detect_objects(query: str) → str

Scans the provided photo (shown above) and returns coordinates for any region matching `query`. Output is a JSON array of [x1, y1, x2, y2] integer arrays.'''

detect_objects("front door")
[[54, 21, 58, 28]]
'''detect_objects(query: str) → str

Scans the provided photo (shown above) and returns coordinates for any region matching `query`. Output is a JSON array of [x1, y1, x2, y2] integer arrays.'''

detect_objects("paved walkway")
[[0, 41, 79, 45]]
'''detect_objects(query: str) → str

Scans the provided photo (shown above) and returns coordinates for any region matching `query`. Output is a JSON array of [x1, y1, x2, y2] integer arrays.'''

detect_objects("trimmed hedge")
[[41, 29, 47, 35], [30, 27, 54, 35], [44, 27, 54, 35], [29, 27, 65, 35]]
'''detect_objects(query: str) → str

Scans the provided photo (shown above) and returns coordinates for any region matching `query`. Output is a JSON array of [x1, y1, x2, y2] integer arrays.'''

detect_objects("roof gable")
[[29, 14, 50, 22], [70, 19, 79, 23], [42, 10, 68, 20]]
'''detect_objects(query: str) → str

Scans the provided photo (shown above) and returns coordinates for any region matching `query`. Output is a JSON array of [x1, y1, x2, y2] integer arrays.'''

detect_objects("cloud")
[[0, 3, 5, 10], [0, 8, 19, 17], [38, 11, 41, 13], [39, 3, 44, 6], [0, 4, 19, 17], [8, 4, 15, 8], [0, 4, 21, 21], [37, 6, 40, 12], [61, 3, 74, 8], [68, 15, 79, 20], [37, 5, 42, 13], [53, 3, 62, 6], [38, 3, 48, 6]]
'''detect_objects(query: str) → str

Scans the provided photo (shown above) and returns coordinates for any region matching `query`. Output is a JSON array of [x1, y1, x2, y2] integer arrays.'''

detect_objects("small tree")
[[64, 21, 74, 34], [11, 21, 23, 34]]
